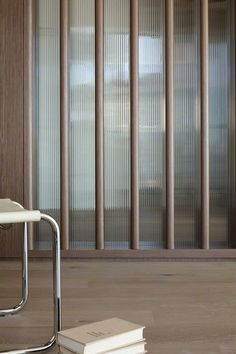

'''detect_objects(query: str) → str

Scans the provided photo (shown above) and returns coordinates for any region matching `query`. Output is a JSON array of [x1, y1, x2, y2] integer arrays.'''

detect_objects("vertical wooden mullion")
[[60, 0, 70, 250], [24, 0, 36, 250], [95, 0, 104, 250], [130, 0, 139, 250], [233, 0, 236, 247], [165, 0, 174, 249], [200, 0, 209, 249], [229, 0, 236, 247]]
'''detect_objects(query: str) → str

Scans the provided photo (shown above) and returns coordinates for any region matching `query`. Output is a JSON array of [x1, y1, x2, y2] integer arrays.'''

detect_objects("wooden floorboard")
[[0, 260, 236, 353]]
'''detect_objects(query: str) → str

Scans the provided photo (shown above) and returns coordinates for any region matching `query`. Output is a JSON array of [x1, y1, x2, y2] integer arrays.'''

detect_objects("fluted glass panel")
[[69, 0, 95, 249], [35, 0, 60, 249], [104, 0, 130, 249], [174, 0, 200, 248], [139, 0, 165, 249], [209, 0, 235, 248]]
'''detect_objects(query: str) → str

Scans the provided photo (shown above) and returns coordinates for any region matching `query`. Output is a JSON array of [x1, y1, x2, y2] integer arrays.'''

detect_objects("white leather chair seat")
[[0, 199, 41, 224]]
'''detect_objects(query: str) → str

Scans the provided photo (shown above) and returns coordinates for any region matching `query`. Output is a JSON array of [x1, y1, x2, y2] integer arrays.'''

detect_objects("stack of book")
[[57, 317, 146, 354]]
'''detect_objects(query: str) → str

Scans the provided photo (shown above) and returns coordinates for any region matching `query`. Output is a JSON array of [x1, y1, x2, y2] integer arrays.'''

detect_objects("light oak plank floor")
[[0, 260, 236, 354]]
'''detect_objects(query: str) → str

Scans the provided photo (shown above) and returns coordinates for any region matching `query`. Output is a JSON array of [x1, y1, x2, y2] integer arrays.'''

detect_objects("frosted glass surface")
[[209, 0, 235, 248], [139, 0, 165, 249], [69, 0, 95, 249], [174, 0, 201, 248], [36, 0, 60, 249], [104, 0, 131, 249], [34, 0, 235, 251]]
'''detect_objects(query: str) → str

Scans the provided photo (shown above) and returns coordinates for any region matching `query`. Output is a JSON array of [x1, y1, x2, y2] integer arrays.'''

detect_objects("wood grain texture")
[[1, 260, 236, 354], [230, 0, 236, 248], [0, 0, 24, 257], [28, 249, 236, 259]]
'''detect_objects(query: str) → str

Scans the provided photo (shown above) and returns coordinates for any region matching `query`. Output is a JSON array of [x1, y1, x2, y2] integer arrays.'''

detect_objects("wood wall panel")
[[0, 0, 24, 257]]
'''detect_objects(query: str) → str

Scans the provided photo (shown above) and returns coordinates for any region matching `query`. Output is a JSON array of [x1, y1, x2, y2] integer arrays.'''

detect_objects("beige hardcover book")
[[57, 318, 145, 354], [59, 340, 146, 354]]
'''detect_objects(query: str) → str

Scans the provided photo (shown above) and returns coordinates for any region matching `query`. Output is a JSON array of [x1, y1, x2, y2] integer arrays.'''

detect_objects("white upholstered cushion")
[[0, 199, 41, 224]]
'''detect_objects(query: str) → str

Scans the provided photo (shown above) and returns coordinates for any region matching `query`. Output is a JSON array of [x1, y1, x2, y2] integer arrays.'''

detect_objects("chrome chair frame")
[[0, 207, 61, 354], [0, 222, 28, 317]]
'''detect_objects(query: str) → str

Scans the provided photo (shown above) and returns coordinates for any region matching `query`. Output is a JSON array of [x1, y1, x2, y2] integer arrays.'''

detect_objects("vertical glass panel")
[[174, 0, 200, 248], [139, 0, 165, 249], [69, 0, 95, 249], [36, 0, 60, 249], [209, 0, 235, 248], [104, 0, 130, 249]]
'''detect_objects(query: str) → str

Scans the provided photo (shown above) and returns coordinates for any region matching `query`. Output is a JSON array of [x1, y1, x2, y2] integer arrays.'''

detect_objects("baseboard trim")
[[21, 249, 236, 259]]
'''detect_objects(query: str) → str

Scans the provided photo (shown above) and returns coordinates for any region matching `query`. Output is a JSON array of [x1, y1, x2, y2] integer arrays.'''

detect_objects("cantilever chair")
[[0, 199, 61, 354]]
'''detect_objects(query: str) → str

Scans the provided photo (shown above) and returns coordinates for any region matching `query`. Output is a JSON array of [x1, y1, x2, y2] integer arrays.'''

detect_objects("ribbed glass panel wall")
[[104, 0, 130, 249], [139, 0, 165, 249], [174, 0, 200, 248], [36, 0, 60, 249], [209, 0, 235, 248], [69, 0, 95, 249]]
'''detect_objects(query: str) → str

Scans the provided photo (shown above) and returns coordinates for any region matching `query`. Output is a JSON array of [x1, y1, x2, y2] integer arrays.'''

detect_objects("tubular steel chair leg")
[[0, 222, 29, 317], [0, 214, 61, 354]]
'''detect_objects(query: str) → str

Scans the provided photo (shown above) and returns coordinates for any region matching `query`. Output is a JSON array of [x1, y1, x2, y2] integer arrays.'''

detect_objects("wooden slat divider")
[[165, 0, 175, 249], [95, 0, 104, 250], [60, 0, 70, 250], [24, 0, 36, 250], [130, 0, 139, 249], [200, 0, 209, 249]]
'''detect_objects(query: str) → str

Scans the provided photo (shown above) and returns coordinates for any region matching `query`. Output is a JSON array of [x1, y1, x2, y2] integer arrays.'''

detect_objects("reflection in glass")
[[69, 0, 95, 249], [139, 0, 165, 249], [36, 0, 60, 249], [35, 0, 236, 251], [209, 0, 235, 248], [104, 0, 131, 249], [174, 0, 200, 248]]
